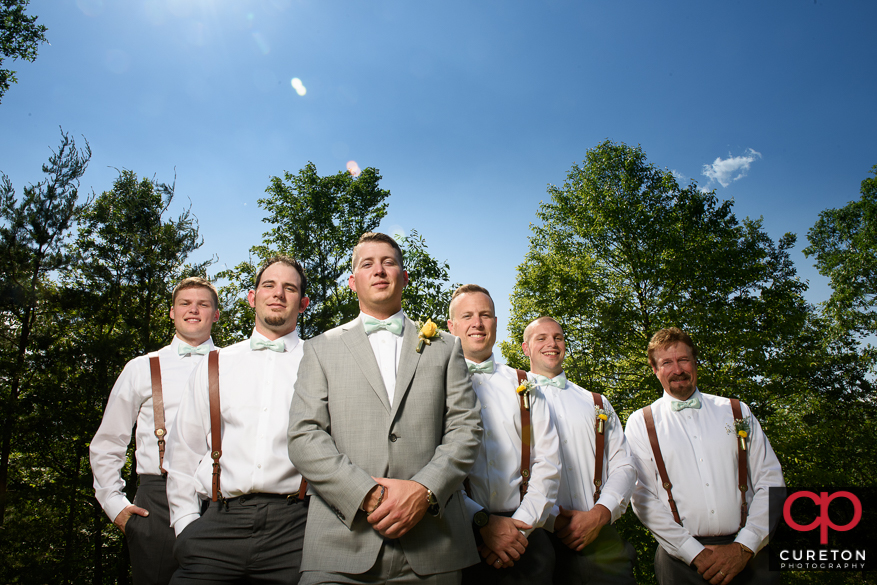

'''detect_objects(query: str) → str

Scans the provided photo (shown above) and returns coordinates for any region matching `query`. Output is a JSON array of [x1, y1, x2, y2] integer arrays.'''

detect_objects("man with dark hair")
[[90, 277, 219, 585], [523, 316, 637, 585], [289, 232, 482, 584], [165, 256, 311, 584], [625, 327, 784, 585], [448, 285, 560, 585]]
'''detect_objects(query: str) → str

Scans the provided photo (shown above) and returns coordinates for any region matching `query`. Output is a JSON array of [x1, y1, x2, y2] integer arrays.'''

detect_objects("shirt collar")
[[170, 335, 215, 357], [465, 353, 496, 375], [249, 328, 300, 352], [359, 309, 405, 330]]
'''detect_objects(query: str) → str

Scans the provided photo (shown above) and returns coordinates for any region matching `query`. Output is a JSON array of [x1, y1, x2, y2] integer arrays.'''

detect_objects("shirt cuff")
[[173, 513, 200, 537], [677, 536, 706, 566], [104, 494, 133, 524], [735, 528, 763, 555], [595, 492, 624, 524], [511, 508, 537, 536]]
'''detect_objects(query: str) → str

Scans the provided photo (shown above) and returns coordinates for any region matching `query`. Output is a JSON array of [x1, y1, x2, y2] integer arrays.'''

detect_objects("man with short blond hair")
[[524, 316, 637, 585], [90, 276, 219, 585], [448, 285, 561, 585], [289, 232, 482, 584], [625, 327, 784, 585]]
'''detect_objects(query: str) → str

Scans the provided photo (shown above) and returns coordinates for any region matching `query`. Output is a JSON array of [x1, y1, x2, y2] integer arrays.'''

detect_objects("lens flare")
[[252, 32, 270, 55], [291, 78, 307, 96], [346, 161, 361, 177]]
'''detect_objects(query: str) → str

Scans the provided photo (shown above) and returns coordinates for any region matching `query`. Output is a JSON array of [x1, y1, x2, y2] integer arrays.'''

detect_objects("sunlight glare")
[[347, 161, 361, 177], [291, 78, 307, 96]]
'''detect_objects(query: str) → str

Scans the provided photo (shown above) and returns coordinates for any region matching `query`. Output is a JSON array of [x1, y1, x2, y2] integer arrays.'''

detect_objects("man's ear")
[[247, 289, 256, 308], [521, 341, 530, 357]]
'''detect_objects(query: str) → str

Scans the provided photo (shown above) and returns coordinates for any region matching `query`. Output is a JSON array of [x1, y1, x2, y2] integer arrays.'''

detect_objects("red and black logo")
[[770, 487, 873, 572]]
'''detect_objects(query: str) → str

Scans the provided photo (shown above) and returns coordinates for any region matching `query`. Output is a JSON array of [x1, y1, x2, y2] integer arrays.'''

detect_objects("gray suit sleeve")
[[410, 336, 482, 509], [288, 339, 376, 529]]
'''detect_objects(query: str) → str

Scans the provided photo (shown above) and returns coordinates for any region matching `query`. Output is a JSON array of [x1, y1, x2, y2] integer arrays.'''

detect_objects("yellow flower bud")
[[599, 414, 608, 421], [738, 430, 748, 438], [516, 384, 526, 394], [420, 319, 437, 338]]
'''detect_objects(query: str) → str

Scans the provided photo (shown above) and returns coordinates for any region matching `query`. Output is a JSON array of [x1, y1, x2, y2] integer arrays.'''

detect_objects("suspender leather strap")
[[731, 398, 748, 530], [208, 350, 222, 502], [643, 405, 683, 526], [591, 392, 605, 502], [298, 478, 308, 500], [515, 369, 531, 501], [148, 355, 167, 474]]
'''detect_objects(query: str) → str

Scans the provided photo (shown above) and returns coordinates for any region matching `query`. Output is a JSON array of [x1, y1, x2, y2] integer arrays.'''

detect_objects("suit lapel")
[[341, 318, 392, 413], [391, 317, 423, 417]]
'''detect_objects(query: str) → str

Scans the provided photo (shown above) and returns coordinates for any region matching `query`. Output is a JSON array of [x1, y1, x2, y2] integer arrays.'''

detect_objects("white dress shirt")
[[89, 335, 215, 522], [462, 357, 561, 535], [165, 329, 304, 535], [625, 389, 785, 564], [533, 373, 636, 531], [361, 310, 404, 407]]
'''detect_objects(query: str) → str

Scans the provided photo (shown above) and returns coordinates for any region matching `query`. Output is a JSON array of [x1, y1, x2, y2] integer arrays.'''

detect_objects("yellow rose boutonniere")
[[516, 379, 535, 410], [594, 406, 610, 434], [415, 318, 440, 353], [727, 417, 751, 451]]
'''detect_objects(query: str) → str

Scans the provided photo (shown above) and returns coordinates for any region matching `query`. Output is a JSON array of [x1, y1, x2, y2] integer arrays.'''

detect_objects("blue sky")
[[2, 0, 875, 347]]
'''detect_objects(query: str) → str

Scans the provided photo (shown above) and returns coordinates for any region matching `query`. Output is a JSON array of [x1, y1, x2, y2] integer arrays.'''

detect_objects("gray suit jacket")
[[288, 316, 482, 575]]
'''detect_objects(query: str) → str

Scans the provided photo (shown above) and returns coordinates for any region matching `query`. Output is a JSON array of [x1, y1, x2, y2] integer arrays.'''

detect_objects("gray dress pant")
[[126, 474, 178, 585], [171, 494, 307, 584], [654, 535, 779, 585]]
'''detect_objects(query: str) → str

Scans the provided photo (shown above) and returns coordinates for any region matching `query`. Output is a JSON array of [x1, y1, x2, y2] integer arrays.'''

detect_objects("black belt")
[[212, 492, 308, 509]]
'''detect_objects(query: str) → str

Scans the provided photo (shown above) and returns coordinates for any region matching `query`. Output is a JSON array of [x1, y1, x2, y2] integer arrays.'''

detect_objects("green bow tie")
[[671, 395, 702, 411], [532, 373, 567, 388], [467, 359, 494, 375], [178, 343, 209, 356], [249, 337, 285, 352], [363, 315, 404, 336]]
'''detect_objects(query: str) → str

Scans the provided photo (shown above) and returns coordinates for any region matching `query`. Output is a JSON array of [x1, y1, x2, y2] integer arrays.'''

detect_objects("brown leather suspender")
[[515, 369, 531, 500], [206, 349, 308, 504], [644, 400, 750, 529], [644, 405, 683, 525], [148, 355, 168, 474], [731, 399, 748, 529], [591, 392, 605, 502], [208, 350, 223, 502]]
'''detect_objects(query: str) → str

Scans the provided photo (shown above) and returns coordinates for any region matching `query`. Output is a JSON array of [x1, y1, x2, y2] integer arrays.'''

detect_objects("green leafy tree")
[[0, 169, 209, 583], [217, 164, 457, 342], [0, 0, 48, 103], [0, 129, 90, 524], [217, 162, 389, 342], [804, 165, 877, 343], [398, 229, 457, 328], [499, 140, 873, 584]]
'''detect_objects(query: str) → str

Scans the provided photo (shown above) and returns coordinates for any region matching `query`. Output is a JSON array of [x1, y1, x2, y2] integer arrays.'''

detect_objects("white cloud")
[[702, 148, 762, 187]]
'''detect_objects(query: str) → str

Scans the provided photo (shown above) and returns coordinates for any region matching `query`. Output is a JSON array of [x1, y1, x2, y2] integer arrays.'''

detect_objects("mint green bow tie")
[[178, 343, 209, 356], [249, 338, 285, 352], [671, 395, 702, 411], [532, 373, 567, 388], [363, 315, 404, 336], [468, 359, 494, 375]]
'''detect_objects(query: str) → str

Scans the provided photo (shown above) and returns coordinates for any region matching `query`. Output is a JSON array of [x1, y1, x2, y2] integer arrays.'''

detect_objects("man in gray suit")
[[289, 231, 482, 584]]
